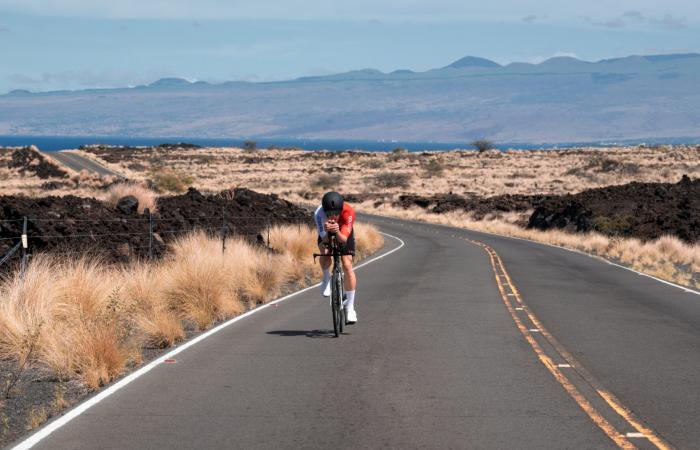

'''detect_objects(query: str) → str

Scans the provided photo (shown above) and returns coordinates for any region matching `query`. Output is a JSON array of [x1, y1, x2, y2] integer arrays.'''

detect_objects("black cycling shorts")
[[318, 230, 355, 256]]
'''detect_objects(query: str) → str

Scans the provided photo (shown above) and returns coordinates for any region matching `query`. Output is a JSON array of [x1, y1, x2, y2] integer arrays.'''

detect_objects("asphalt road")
[[48, 151, 124, 178], [15, 216, 700, 449]]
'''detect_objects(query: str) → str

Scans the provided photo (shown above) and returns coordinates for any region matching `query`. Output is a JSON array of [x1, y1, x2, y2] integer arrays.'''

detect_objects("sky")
[[0, 0, 699, 93]]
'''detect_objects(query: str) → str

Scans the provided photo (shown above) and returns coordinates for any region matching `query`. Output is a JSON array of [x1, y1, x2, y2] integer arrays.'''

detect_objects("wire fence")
[[0, 209, 314, 273]]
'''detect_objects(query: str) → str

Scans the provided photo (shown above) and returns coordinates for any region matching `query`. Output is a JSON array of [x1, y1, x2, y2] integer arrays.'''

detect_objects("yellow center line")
[[464, 236, 675, 450], [494, 256, 673, 450]]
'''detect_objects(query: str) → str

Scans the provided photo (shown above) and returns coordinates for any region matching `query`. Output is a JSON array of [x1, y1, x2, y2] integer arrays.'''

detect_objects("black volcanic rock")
[[527, 176, 700, 242], [0, 188, 311, 264]]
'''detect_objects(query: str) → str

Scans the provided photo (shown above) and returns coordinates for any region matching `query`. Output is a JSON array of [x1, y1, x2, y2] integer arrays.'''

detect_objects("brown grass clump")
[[0, 223, 384, 390], [373, 172, 411, 188], [25, 406, 48, 430], [268, 224, 318, 284], [268, 222, 384, 282], [164, 232, 243, 329], [353, 223, 384, 260], [122, 263, 185, 348], [103, 182, 158, 214], [0, 255, 138, 389], [149, 169, 195, 193], [311, 174, 340, 190], [45, 257, 137, 388], [0, 255, 55, 364]]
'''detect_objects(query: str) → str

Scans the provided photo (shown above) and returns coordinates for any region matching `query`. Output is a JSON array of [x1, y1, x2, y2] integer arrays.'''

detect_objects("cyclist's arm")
[[314, 206, 327, 240], [336, 229, 348, 243], [336, 205, 355, 243]]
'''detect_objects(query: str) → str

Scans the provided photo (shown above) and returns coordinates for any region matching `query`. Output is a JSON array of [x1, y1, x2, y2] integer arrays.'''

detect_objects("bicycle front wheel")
[[331, 271, 341, 337]]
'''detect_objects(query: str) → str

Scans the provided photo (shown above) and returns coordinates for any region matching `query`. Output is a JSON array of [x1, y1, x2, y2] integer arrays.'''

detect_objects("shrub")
[[593, 215, 633, 236], [243, 140, 257, 151], [149, 169, 195, 193], [423, 159, 444, 177], [577, 157, 642, 175], [311, 173, 340, 190], [373, 172, 411, 188], [103, 182, 157, 214], [472, 139, 495, 153], [364, 159, 385, 169]]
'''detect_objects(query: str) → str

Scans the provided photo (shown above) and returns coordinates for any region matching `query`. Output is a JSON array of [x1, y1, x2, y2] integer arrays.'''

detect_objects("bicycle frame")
[[314, 233, 346, 336]]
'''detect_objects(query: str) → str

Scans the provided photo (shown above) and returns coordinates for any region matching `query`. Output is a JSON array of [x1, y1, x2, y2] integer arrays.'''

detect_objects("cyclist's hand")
[[324, 219, 340, 234]]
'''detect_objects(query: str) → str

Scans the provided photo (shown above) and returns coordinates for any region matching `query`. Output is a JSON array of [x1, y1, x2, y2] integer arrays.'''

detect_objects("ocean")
[[0, 135, 697, 152]]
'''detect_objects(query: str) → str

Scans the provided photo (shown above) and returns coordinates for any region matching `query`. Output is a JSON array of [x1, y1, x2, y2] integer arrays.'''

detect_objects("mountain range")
[[1, 53, 699, 144]]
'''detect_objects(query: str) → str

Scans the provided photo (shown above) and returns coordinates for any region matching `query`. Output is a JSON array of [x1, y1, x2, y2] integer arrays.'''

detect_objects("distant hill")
[[446, 56, 501, 69], [1, 53, 700, 144]]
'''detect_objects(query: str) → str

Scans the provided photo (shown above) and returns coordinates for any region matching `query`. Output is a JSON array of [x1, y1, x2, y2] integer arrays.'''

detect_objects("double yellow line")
[[465, 237, 674, 450]]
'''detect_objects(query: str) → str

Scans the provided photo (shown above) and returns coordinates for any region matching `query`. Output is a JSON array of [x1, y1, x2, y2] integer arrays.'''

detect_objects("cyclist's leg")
[[341, 254, 357, 322], [341, 255, 356, 291], [318, 237, 332, 296], [340, 230, 356, 291]]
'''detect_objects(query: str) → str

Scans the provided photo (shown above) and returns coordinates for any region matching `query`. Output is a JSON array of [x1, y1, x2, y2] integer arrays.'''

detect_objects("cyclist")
[[315, 191, 358, 324]]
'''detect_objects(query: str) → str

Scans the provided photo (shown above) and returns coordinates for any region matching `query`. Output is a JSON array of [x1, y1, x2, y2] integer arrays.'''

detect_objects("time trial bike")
[[314, 233, 346, 337]]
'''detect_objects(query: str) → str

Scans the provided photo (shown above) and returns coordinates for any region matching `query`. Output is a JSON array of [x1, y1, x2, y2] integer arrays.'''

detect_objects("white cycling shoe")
[[321, 280, 331, 297], [345, 308, 357, 324]]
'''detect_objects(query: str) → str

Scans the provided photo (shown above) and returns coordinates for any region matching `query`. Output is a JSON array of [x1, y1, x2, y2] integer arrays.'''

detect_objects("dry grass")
[[149, 169, 195, 193], [364, 202, 700, 289], [164, 232, 245, 328], [50, 145, 700, 201], [267, 222, 384, 282], [0, 223, 383, 389], [121, 263, 184, 348], [103, 182, 158, 214], [25, 406, 48, 430]]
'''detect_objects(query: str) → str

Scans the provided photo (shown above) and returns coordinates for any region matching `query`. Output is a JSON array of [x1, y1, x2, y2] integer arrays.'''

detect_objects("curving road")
[[13, 215, 700, 449], [47, 151, 125, 178]]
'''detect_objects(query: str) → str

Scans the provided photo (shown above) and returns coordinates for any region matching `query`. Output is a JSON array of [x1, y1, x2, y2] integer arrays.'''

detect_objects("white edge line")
[[370, 214, 700, 297], [470, 227, 700, 296], [12, 231, 405, 450]]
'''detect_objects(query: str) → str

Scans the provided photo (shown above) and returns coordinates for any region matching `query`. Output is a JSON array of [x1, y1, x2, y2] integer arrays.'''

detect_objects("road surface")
[[47, 151, 124, 178], [14, 215, 700, 449]]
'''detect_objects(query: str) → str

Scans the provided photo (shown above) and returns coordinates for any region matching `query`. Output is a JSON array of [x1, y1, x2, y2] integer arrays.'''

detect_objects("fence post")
[[20, 217, 28, 277], [145, 209, 153, 261], [221, 207, 227, 254]]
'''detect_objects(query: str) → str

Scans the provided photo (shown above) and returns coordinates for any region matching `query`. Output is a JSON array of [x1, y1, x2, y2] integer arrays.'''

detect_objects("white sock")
[[345, 290, 355, 310], [322, 269, 330, 284]]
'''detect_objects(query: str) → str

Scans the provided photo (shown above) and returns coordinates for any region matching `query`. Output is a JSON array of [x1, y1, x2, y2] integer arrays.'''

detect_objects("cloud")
[[0, 26, 10, 32], [526, 51, 580, 64], [7, 70, 163, 90], [648, 14, 686, 30], [582, 16, 625, 28], [621, 11, 645, 21], [522, 15, 537, 23], [583, 11, 687, 30]]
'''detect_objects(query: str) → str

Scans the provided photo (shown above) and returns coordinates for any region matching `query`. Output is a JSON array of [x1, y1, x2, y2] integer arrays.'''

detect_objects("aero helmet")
[[322, 191, 344, 216]]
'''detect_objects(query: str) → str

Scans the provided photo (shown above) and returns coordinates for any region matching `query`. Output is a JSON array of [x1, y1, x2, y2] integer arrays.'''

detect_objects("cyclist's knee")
[[341, 255, 354, 272]]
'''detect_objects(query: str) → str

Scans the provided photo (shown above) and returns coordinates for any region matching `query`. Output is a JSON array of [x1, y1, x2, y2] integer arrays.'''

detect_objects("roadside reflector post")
[[221, 207, 227, 254], [145, 209, 153, 261], [267, 219, 271, 248], [20, 216, 28, 278]]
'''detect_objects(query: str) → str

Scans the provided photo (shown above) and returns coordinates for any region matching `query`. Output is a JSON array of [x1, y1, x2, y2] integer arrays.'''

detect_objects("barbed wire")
[[0, 211, 314, 269], [5, 215, 310, 224]]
